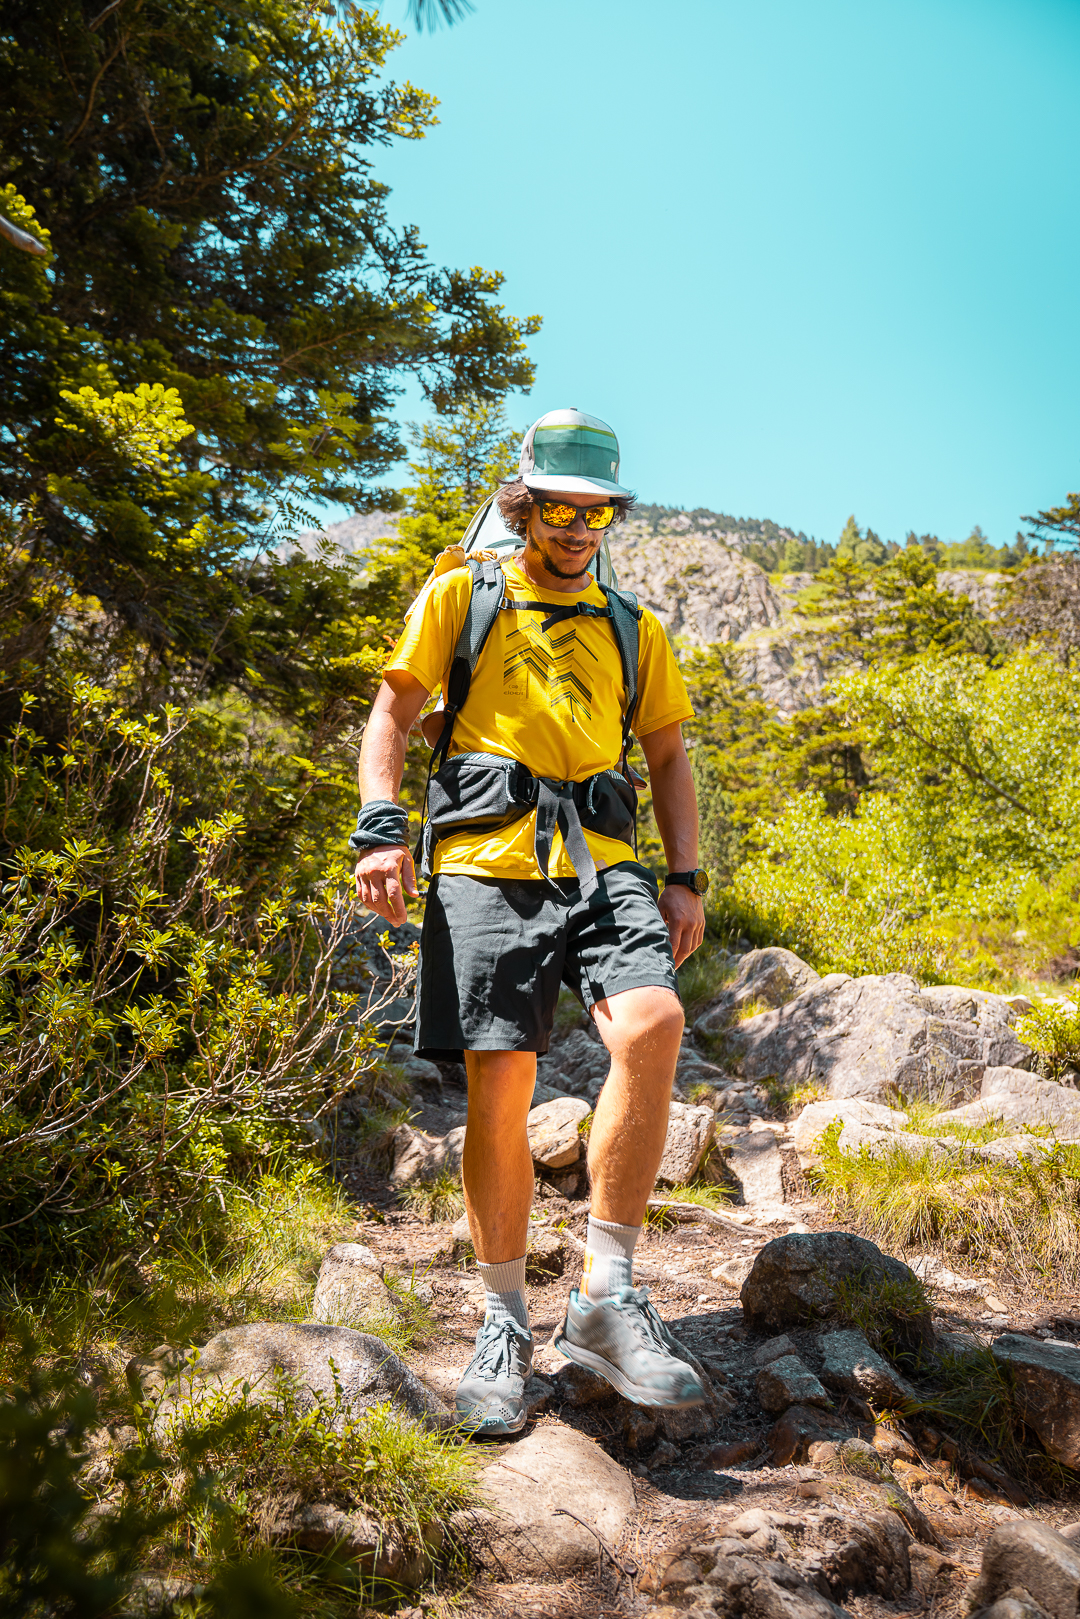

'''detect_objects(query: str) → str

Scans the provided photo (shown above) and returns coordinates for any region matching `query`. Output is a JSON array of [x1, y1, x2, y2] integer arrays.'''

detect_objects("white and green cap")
[[518, 407, 631, 497]]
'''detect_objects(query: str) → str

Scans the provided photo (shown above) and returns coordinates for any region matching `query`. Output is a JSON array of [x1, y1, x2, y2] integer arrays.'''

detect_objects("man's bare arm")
[[354, 670, 430, 925], [637, 721, 706, 969]]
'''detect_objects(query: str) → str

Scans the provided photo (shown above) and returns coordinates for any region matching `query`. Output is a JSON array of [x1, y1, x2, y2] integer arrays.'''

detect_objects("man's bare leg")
[[552, 983, 704, 1407], [588, 985, 685, 1222], [461, 1048, 536, 1263], [455, 1049, 537, 1435]]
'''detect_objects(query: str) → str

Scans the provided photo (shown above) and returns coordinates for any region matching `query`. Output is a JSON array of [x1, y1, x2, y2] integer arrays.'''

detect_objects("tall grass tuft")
[[810, 1121, 1080, 1287]]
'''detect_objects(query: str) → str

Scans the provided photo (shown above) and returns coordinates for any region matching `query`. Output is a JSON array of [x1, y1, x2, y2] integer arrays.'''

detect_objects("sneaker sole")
[[552, 1325, 707, 1410], [456, 1406, 528, 1439]]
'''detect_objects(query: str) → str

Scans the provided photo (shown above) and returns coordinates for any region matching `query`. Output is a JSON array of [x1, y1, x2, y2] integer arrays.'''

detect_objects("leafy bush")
[[1015, 998, 1080, 1080], [0, 678, 408, 1272], [726, 792, 952, 981], [142, 1370, 480, 1559], [0, 1360, 299, 1617]]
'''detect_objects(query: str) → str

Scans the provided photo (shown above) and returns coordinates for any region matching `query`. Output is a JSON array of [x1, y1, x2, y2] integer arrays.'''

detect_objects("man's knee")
[[594, 985, 684, 1050]]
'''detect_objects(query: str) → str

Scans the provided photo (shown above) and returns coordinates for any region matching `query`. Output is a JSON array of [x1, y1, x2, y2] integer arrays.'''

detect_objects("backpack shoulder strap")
[[597, 582, 642, 752], [431, 556, 505, 771]]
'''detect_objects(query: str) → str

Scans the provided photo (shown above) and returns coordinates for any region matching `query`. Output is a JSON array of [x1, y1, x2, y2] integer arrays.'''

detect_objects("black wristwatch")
[[664, 869, 710, 896]]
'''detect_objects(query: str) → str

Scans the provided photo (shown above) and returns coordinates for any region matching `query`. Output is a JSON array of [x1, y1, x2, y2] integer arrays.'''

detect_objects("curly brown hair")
[[495, 479, 636, 539]]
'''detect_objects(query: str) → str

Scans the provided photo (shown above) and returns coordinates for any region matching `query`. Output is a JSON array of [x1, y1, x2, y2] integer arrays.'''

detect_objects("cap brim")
[[521, 472, 633, 498]]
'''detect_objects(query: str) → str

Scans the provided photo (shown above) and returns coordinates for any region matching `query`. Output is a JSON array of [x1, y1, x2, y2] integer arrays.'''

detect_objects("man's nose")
[[568, 514, 588, 537]]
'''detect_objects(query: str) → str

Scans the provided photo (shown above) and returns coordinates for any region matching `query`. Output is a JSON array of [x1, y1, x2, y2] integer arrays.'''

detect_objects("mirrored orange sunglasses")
[[538, 499, 617, 530]]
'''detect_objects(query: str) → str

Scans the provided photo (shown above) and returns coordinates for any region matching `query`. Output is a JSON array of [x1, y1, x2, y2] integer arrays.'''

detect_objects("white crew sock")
[[476, 1256, 529, 1332], [582, 1216, 640, 1300]]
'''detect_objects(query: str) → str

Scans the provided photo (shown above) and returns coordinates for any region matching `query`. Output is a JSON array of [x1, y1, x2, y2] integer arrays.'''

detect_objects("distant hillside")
[[626, 504, 833, 575], [289, 500, 1011, 716]]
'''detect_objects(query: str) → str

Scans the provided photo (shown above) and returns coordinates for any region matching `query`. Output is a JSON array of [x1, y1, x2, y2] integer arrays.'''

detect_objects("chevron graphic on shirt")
[[503, 617, 598, 722]]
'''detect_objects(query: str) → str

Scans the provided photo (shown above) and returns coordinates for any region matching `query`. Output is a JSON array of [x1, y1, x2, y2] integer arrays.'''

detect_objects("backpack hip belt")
[[415, 557, 643, 898]]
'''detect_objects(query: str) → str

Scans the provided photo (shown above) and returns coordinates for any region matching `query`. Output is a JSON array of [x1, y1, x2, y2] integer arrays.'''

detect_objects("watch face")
[[691, 869, 710, 896]]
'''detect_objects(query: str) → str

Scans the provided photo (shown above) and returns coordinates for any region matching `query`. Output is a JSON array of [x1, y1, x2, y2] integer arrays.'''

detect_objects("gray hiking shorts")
[[414, 861, 679, 1061]]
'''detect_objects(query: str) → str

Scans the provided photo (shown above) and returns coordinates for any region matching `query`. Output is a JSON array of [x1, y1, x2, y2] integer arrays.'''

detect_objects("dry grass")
[[397, 1166, 465, 1224], [676, 943, 736, 1020], [810, 1120, 1080, 1288]]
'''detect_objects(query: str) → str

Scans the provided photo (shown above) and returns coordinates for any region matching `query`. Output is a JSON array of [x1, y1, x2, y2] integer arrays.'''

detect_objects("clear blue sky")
[[363, 0, 1080, 548]]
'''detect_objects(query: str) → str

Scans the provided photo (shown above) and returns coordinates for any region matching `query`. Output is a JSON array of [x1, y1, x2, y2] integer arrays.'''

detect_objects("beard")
[[528, 534, 598, 580]]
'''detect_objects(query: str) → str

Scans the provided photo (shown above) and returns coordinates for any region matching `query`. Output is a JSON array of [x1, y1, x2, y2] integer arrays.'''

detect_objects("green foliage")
[[688, 744, 741, 884], [366, 395, 521, 626], [145, 1371, 479, 1554], [1015, 998, 1080, 1081], [0, 677, 404, 1273], [714, 646, 1080, 982], [0, 0, 537, 685], [833, 648, 1080, 914], [836, 514, 888, 568], [0, 1347, 477, 1617], [727, 792, 952, 980], [0, 1358, 302, 1617], [915, 1342, 1046, 1486], [796, 546, 997, 672], [902, 1100, 1008, 1146], [0, 1363, 151, 1616]]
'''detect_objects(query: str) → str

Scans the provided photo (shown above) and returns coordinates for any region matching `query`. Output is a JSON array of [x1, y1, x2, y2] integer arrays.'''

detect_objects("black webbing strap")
[[503, 598, 615, 635], [534, 778, 598, 900]]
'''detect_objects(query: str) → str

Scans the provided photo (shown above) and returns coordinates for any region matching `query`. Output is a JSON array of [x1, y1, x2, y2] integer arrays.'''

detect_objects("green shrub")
[[139, 1368, 480, 1577], [1015, 998, 1080, 1080], [0, 1359, 300, 1617], [0, 680, 402, 1273]]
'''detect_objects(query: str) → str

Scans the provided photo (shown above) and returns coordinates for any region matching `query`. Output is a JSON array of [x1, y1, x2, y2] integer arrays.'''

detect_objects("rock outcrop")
[[968, 1521, 1080, 1619], [607, 526, 784, 647], [697, 947, 822, 1030], [260, 1497, 439, 1584], [526, 1095, 592, 1168], [740, 1232, 932, 1345], [126, 1322, 448, 1432], [697, 965, 1032, 1105], [991, 1334, 1080, 1467], [390, 1122, 466, 1189], [311, 1243, 394, 1325], [656, 1100, 716, 1185], [463, 1423, 636, 1579], [791, 1071, 1080, 1172], [819, 1328, 917, 1409]]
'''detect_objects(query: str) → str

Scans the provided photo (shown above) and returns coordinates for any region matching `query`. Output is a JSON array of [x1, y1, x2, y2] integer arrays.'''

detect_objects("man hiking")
[[352, 407, 710, 1436]]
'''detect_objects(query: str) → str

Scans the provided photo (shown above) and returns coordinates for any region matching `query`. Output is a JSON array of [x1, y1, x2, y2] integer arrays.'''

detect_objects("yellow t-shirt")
[[386, 557, 693, 879]]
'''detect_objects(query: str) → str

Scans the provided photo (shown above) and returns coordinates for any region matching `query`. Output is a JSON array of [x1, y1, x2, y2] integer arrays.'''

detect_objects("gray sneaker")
[[554, 1285, 707, 1408], [455, 1316, 533, 1439]]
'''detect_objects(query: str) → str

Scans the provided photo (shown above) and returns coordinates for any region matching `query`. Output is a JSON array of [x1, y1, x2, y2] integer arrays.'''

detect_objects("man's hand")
[[659, 882, 705, 969], [354, 844, 418, 925]]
